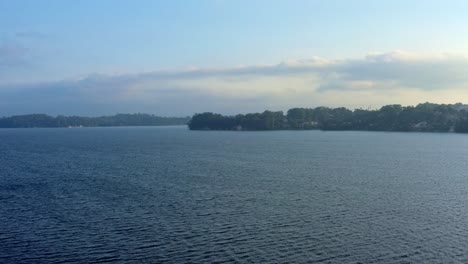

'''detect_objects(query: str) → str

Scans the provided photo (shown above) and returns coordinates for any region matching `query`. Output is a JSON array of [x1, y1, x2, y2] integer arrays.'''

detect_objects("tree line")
[[0, 113, 190, 128], [188, 103, 468, 133]]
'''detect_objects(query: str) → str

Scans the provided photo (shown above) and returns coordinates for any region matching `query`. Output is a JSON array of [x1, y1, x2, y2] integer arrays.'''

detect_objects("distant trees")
[[188, 113, 235, 130], [6, 103, 468, 133], [188, 111, 287, 130], [188, 103, 468, 133], [0, 113, 190, 128], [455, 110, 468, 133], [0, 114, 56, 128], [287, 108, 316, 129]]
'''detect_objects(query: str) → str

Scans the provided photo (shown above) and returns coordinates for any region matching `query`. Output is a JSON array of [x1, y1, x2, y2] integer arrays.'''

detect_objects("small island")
[[188, 103, 468, 133]]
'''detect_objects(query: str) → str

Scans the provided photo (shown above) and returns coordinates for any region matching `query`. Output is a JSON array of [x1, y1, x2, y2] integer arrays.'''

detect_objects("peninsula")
[[188, 103, 468, 133]]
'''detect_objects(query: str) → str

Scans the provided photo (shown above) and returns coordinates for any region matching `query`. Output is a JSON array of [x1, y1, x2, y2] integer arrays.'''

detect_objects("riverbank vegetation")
[[0, 113, 190, 128], [188, 103, 468, 133]]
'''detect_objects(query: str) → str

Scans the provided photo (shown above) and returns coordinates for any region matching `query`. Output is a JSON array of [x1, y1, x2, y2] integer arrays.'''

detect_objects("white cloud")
[[1, 50, 468, 116]]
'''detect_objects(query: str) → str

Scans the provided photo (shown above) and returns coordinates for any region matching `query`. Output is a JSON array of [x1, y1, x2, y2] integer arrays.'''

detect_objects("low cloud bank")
[[1, 51, 468, 116]]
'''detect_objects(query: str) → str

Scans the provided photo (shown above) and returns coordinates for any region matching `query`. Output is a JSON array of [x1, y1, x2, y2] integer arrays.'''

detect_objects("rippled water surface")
[[2, 127, 468, 263]]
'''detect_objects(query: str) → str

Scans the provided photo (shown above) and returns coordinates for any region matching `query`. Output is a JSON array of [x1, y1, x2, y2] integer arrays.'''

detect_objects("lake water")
[[1, 127, 468, 263]]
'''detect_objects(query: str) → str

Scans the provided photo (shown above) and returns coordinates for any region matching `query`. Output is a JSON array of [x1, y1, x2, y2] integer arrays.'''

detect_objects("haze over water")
[[1, 126, 468, 263]]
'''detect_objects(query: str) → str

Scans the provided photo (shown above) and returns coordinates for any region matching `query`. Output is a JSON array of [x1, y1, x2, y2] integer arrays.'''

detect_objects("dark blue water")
[[1, 127, 468, 263]]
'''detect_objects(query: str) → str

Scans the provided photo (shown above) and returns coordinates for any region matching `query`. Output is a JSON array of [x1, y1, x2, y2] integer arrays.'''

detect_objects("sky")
[[1, 0, 468, 116]]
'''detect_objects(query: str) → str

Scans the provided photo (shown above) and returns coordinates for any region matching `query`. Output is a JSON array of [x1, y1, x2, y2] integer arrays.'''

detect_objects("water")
[[1, 127, 468, 263]]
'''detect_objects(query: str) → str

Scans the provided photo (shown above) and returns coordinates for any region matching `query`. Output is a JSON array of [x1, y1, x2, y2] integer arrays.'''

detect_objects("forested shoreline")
[[0, 113, 190, 128], [5, 103, 468, 132], [188, 103, 468, 133]]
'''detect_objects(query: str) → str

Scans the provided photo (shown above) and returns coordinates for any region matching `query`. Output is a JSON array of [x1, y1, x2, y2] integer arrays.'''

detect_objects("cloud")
[[332, 51, 468, 90], [1, 50, 468, 116]]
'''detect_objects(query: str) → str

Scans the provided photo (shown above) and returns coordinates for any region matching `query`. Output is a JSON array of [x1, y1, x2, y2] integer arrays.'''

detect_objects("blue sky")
[[1, 0, 468, 115]]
